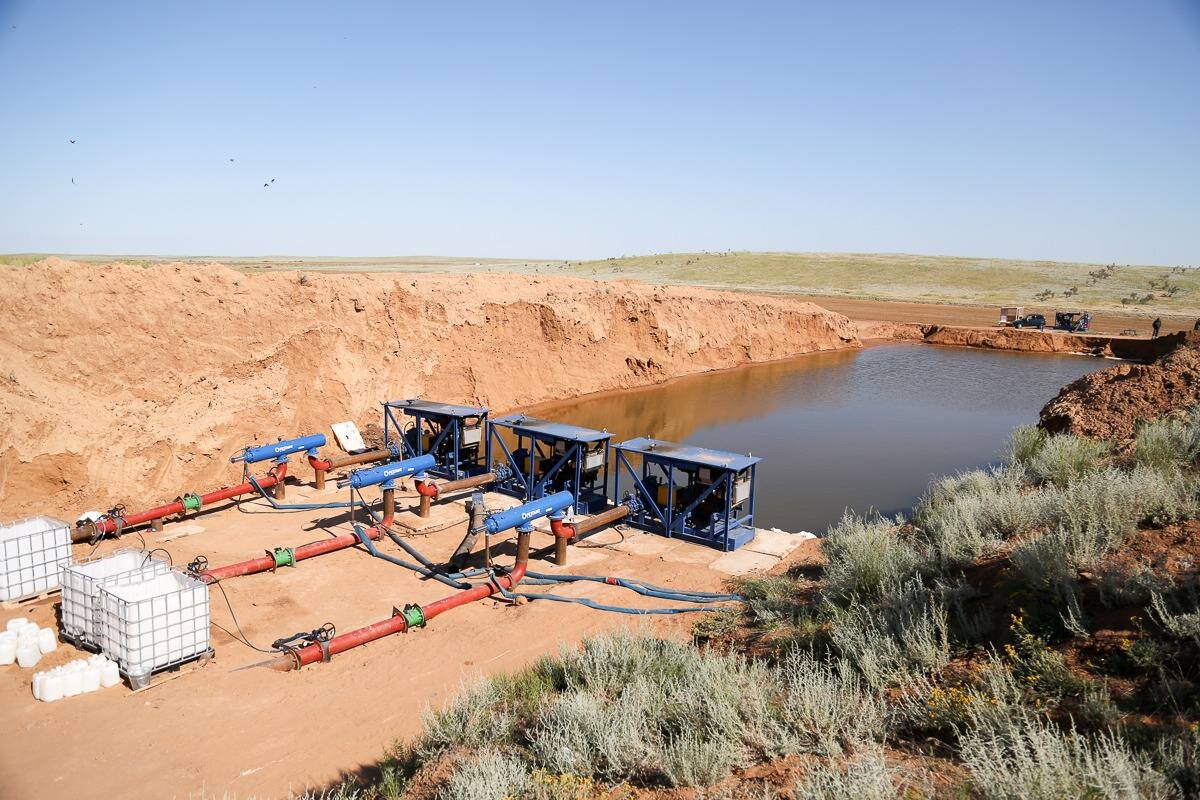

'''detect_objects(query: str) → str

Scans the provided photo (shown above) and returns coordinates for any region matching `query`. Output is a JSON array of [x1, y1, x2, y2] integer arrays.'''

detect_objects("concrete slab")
[[668, 544, 724, 567], [708, 549, 780, 576], [743, 528, 817, 558]]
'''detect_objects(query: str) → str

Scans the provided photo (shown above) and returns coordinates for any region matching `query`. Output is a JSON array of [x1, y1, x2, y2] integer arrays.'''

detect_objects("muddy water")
[[531, 344, 1110, 534]]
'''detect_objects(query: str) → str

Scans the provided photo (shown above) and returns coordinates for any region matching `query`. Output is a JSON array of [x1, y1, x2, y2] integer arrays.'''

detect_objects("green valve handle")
[[182, 493, 202, 512], [269, 547, 295, 569]]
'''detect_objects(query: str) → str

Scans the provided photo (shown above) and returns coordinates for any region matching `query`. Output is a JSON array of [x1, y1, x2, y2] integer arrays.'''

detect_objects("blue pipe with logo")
[[232, 434, 327, 464]]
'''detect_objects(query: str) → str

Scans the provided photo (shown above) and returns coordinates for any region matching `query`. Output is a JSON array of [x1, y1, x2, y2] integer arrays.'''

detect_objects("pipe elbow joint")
[[550, 517, 576, 540], [415, 478, 440, 499]]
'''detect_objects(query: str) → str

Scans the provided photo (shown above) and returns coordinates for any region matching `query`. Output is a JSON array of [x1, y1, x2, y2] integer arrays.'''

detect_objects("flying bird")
[[263, 182, 269, 188], [69, 139, 76, 144], [71, 177, 75, 185], [270, 178, 275, 183], [229, 158, 235, 162]]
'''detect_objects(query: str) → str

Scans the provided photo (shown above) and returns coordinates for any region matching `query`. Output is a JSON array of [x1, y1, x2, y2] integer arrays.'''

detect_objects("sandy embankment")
[[0, 259, 858, 516]]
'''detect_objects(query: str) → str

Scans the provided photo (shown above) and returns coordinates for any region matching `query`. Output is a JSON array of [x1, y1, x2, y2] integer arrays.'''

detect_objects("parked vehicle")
[[1054, 311, 1091, 333], [1011, 313, 1046, 330]]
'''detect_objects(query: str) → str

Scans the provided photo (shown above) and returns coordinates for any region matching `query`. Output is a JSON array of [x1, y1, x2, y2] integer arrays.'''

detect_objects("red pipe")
[[414, 471, 498, 518], [275, 529, 532, 671], [199, 487, 394, 583], [549, 504, 630, 566], [73, 463, 289, 543]]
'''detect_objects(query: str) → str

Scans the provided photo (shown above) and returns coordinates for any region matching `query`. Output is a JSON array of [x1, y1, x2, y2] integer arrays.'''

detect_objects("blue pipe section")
[[483, 491, 573, 535], [347, 454, 437, 489], [233, 434, 327, 464]]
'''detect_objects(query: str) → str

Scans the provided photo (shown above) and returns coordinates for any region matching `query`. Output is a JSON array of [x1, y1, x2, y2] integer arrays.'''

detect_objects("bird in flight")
[[71, 177, 75, 185], [270, 178, 275, 183], [229, 158, 235, 162], [263, 182, 269, 188], [69, 139, 76, 144]]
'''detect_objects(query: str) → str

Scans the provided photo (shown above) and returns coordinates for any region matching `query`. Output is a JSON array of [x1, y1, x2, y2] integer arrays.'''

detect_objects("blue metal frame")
[[382, 399, 489, 480], [486, 414, 613, 514], [612, 437, 760, 551]]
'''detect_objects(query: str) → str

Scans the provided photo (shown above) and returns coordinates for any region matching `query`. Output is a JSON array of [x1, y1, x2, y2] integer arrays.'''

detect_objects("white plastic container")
[[62, 669, 82, 697], [0, 517, 72, 601], [81, 666, 101, 693], [16, 645, 41, 669], [100, 570, 210, 687], [60, 550, 171, 647], [41, 673, 63, 702], [0, 638, 15, 665], [6, 617, 30, 633], [99, 660, 120, 688], [36, 627, 56, 654]]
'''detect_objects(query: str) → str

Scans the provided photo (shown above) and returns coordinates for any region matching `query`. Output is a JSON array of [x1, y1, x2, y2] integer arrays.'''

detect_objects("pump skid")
[[613, 437, 759, 551], [384, 399, 489, 480], [486, 414, 612, 513]]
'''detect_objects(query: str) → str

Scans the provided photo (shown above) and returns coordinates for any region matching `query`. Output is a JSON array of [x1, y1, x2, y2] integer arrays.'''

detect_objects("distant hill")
[[4, 250, 1196, 316]]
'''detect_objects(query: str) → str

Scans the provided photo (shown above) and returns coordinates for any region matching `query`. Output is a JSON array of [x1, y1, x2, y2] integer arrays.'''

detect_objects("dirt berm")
[[1040, 333, 1200, 439], [0, 259, 858, 516]]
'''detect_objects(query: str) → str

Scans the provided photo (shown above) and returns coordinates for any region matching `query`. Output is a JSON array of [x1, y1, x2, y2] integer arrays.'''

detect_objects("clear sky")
[[0, 0, 1197, 263]]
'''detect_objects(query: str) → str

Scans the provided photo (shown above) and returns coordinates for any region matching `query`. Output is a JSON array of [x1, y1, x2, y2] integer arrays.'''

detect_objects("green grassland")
[[6, 250, 1198, 317]]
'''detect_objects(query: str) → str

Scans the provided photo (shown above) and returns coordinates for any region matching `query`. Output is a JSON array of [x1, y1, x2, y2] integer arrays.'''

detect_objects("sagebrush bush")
[[1024, 433, 1111, 486], [912, 466, 1049, 571], [827, 580, 949, 689], [1008, 424, 1048, 468], [822, 512, 919, 601], [415, 679, 519, 761], [960, 717, 1178, 799], [1151, 591, 1200, 647], [1135, 408, 1200, 470], [792, 749, 899, 800], [439, 749, 529, 800], [770, 650, 887, 756]]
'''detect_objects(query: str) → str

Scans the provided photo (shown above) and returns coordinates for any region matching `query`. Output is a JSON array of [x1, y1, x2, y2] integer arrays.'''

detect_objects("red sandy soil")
[[0, 259, 857, 518], [1041, 335, 1200, 438], [0, 484, 734, 799]]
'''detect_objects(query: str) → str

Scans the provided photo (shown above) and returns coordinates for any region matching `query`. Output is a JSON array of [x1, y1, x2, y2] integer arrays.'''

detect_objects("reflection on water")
[[529, 344, 1109, 534]]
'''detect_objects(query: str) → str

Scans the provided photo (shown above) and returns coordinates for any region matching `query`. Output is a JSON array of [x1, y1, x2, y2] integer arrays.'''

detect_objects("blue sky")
[[0, 1, 1197, 263]]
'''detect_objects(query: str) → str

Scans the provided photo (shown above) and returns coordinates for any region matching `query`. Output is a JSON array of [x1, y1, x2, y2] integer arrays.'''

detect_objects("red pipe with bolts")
[[72, 463, 290, 544], [273, 527, 531, 671], [198, 487, 395, 583]]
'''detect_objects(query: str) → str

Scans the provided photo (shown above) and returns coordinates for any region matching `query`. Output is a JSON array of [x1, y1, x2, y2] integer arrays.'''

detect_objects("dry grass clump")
[[792, 749, 901, 800]]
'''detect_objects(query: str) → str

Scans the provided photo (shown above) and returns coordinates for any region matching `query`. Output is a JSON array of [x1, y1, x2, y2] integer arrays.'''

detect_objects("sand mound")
[[0, 259, 858, 516], [1040, 335, 1200, 439]]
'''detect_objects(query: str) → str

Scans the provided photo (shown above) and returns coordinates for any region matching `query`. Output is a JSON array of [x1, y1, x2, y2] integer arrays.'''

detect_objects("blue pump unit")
[[346, 454, 437, 490], [483, 490, 573, 535], [232, 434, 326, 464], [383, 399, 489, 480], [486, 415, 613, 514], [613, 437, 759, 551]]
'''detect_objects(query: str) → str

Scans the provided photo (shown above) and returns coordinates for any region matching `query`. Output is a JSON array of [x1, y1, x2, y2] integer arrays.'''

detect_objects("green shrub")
[[960, 717, 1178, 800], [770, 650, 887, 756], [792, 750, 899, 800], [1134, 408, 1200, 471], [827, 580, 949, 689], [415, 679, 519, 761], [439, 749, 529, 800], [1024, 433, 1111, 486], [1151, 591, 1200, 648], [912, 466, 1049, 571], [1008, 425, 1048, 468], [725, 574, 803, 629], [822, 512, 919, 601]]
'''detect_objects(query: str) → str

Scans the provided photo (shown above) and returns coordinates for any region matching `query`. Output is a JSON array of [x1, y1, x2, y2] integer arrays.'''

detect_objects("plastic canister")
[[32, 671, 43, 700], [16, 645, 41, 669], [36, 628, 56, 654], [0, 638, 15, 666], [5, 617, 30, 633], [81, 666, 101, 693], [41, 673, 63, 702], [99, 660, 120, 688], [62, 669, 82, 697]]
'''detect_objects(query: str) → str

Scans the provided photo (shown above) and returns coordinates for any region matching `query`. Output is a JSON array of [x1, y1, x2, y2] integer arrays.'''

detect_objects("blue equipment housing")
[[383, 399, 489, 480], [613, 437, 760, 551], [486, 415, 612, 514], [232, 434, 326, 464], [483, 490, 573, 535], [346, 454, 437, 490]]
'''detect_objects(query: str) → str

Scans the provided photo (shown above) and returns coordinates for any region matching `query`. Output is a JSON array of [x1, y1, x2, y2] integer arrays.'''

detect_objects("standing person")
[[1152, 317, 1163, 338]]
